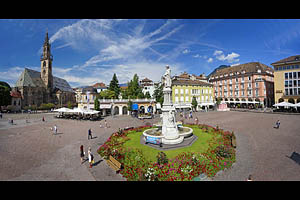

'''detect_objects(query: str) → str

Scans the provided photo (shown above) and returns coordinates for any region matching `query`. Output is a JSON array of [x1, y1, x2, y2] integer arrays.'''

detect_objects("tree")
[[0, 81, 12, 109], [153, 83, 164, 105], [127, 100, 133, 114], [192, 96, 198, 111], [94, 95, 100, 111], [99, 90, 115, 99], [145, 91, 151, 99], [67, 101, 72, 109], [108, 73, 121, 99], [126, 74, 144, 99]]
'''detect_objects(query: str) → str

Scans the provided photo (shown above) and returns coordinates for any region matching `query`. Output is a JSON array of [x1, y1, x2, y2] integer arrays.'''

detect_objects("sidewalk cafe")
[[53, 107, 102, 121]]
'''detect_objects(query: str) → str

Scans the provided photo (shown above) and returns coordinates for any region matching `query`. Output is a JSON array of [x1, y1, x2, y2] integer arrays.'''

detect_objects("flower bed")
[[97, 124, 236, 181]]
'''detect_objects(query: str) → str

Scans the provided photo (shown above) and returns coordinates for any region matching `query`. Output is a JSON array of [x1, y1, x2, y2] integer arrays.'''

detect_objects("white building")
[[140, 77, 155, 97]]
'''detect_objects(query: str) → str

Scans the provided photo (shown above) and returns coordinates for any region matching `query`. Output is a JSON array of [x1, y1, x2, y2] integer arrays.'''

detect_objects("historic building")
[[271, 55, 300, 104], [209, 62, 274, 107], [139, 77, 155, 97], [13, 31, 75, 109], [77, 86, 98, 110], [172, 72, 215, 111]]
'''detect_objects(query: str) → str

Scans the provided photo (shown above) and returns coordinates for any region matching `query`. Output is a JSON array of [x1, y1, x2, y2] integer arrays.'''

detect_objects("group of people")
[[80, 145, 94, 168]]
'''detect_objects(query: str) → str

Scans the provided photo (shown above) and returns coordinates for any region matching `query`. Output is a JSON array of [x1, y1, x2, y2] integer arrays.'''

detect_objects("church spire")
[[44, 29, 49, 45], [40, 30, 53, 90], [41, 29, 52, 61]]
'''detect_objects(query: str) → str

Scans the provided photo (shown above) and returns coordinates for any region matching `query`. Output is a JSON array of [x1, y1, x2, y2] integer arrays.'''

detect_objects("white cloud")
[[207, 58, 213, 63], [213, 50, 223, 56], [213, 50, 240, 63], [182, 49, 190, 54], [0, 66, 25, 86]]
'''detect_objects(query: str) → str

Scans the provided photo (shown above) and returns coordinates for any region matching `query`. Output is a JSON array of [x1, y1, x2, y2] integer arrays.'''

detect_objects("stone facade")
[[13, 31, 75, 110]]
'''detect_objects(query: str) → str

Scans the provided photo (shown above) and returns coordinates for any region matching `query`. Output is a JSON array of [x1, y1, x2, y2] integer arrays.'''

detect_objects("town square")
[[1, 19, 300, 181]]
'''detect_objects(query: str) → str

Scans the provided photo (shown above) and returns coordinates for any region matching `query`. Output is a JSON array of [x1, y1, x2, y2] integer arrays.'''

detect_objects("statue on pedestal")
[[163, 65, 171, 88]]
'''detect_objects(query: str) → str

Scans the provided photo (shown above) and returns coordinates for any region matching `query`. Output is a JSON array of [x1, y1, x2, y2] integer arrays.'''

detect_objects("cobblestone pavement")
[[0, 113, 158, 181], [0, 111, 299, 181]]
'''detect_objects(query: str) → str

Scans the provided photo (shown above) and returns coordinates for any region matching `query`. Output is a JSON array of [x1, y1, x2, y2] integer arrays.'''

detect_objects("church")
[[13, 31, 75, 109]]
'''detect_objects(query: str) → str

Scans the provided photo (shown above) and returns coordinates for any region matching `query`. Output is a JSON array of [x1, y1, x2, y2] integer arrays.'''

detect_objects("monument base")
[[162, 135, 184, 145]]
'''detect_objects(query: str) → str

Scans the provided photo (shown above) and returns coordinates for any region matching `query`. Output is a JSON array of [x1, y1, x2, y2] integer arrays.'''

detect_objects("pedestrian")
[[42, 116, 45, 122], [0, 112, 2, 119], [247, 174, 253, 181], [53, 124, 57, 134], [195, 117, 198, 125], [275, 120, 280, 129], [99, 123, 103, 128], [88, 147, 93, 168], [104, 119, 108, 128], [80, 145, 85, 164], [88, 128, 92, 140]]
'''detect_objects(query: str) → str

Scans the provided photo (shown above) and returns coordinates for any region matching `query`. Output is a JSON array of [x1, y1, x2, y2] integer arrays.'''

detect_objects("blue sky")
[[1, 19, 300, 87]]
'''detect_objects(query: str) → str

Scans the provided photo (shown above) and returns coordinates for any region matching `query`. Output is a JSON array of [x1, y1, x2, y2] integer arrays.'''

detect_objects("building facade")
[[271, 55, 300, 104], [77, 87, 98, 110], [209, 62, 274, 107], [92, 82, 107, 93], [98, 98, 157, 116], [140, 77, 155, 97], [13, 31, 75, 109], [172, 72, 214, 111]]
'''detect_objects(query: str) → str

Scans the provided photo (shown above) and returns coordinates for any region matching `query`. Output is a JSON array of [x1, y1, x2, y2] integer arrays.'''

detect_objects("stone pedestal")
[[161, 86, 183, 144]]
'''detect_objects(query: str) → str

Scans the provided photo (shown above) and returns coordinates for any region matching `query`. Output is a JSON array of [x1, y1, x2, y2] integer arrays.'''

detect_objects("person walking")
[[276, 120, 280, 129], [80, 145, 85, 164], [247, 174, 253, 181], [104, 119, 108, 128], [88, 147, 93, 168], [53, 124, 57, 135], [195, 117, 198, 125], [42, 116, 45, 122], [88, 128, 92, 140]]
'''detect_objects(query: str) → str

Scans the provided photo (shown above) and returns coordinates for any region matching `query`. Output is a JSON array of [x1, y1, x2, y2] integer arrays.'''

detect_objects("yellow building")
[[172, 72, 214, 111], [271, 55, 300, 104]]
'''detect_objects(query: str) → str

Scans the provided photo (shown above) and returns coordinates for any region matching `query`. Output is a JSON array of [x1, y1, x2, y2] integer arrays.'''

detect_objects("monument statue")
[[163, 65, 172, 88]]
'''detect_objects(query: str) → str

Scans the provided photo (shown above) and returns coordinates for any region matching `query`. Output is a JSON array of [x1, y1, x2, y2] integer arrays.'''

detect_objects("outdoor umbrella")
[[273, 102, 294, 107], [53, 107, 72, 112], [71, 107, 86, 114]]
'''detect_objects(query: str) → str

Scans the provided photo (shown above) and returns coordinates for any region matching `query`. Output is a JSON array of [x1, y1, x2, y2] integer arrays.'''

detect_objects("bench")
[[145, 136, 162, 147], [106, 155, 122, 173]]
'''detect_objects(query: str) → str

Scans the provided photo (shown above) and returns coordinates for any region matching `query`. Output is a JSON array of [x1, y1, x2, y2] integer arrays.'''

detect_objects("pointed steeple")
[[40, 29, 53, 90], [44, 28, 49, 46]]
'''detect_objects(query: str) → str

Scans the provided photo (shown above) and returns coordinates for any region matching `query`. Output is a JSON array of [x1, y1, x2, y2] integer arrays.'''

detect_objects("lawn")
[[123, 125, 218, 163], [97, 124, 236, 181]]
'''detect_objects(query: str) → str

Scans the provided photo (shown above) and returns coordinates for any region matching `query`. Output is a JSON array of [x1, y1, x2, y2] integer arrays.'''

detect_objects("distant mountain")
[[207, 65, 231, 77]]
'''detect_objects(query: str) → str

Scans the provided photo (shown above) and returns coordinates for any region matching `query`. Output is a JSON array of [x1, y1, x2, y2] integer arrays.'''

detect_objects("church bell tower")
[[40, 30, 53, 90]]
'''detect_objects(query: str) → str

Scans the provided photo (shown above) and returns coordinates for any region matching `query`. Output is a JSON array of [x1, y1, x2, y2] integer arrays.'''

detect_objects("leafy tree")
[[94, 95, 100, 111], [67, 101, 72, 109], [120, 88, 129, 99], [145, 91, 151, 99], [108, 73, 121, 99], [127, 74, 144, 99], [0, 81, 12, 109], [99, 90, 115, 99], [127, 100, 133, 113], [153, 83, 164, 105], [191, 96, 198, 111]]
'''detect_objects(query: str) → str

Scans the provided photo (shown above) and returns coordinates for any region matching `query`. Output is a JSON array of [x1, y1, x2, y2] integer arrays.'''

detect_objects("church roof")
[[15, 68, 45, 87], [15, 68, 73, 92]]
